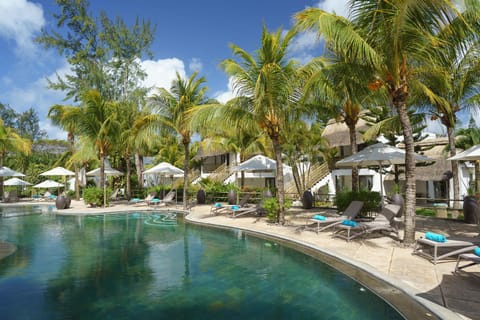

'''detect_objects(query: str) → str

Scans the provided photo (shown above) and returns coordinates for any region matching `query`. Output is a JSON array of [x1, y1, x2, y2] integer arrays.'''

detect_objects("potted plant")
[[463, 187, 479, 224], [389, 183, 404, 218]]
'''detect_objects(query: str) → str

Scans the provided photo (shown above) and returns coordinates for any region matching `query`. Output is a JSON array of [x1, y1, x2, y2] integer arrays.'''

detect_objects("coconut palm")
[[56, 89, 121, 207], [0, 119, 32, 198], [191, 26, 299, 223], [139, 72, 208, 209], [414, 2, 480, 208], [296, 1, 471, 245]]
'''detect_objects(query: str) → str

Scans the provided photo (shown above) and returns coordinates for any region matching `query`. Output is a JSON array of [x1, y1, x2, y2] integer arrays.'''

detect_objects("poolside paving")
[[1, 199, 480, 319]]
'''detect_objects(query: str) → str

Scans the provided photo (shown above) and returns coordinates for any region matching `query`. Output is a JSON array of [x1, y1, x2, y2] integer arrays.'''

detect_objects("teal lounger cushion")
[[474, 246, 480, 256], [313, 215, 326, 221], [214, 203, 222, 207], [341, 220, 358, 227], [231, 205, 240, 210], [425, 232, 447, 243]]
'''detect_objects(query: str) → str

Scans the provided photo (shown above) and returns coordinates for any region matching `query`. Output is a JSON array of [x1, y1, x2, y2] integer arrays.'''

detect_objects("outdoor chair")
[[413, 235, 480, 264], [332, 204, 401, 242], [454, 248, 480, 278], [304, 200, 364, 233], [210, 193, 252, 215], [149, 190, 176, 206], [130, 192, 156, 205]]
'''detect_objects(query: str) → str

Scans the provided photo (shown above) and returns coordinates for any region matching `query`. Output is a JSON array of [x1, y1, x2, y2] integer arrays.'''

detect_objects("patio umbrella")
[[447, 144, 480, 161], [4, 177, 31, 186], [33, 180, 64, 189], [0, 166, 25, 177], [40, 166, 75, 176], [143, 162, 184, 175], [335, 143, 434, 199], [143, 162, 184, 199], [86, 166, 123, 176]]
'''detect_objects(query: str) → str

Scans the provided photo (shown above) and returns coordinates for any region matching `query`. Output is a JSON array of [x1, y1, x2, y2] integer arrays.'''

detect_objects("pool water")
[[0, 210, 404, 319]]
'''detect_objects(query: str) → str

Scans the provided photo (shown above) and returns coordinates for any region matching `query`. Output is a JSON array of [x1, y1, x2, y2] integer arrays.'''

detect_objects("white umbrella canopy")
[[232, 155, 279, 172], [33, 180, 64, 188], [40, 166, 75, 176], [335, 143, 434, 199], [86, 167, 123, 176], [336, 143, 433, 168], [4, 177, 31, 186], [143, 162, 184, 175], [0, 166, 25, 177], [447, 144, 480, 161]]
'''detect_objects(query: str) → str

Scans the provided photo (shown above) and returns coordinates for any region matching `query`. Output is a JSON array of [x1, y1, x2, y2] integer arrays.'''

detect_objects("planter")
[[65, 196, 71, 209], [263, 189, 273, 199], [302, 190, 313, 209], [463, 196, 480, 224], [55, 195, 67, 210], [227, 190, 236, 205], [389, 194, 404, 218], [196, 189, 206, 204]]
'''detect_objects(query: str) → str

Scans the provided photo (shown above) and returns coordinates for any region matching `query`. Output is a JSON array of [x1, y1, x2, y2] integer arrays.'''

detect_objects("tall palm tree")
[[192, 26, 299, 223], [48, 104, 82, 200], [57, 89, 120, 207], [0, 119, 32, 198], [139, 72, 208, 209], [414, 2, 480, 208], [296, 1, 470, 245]]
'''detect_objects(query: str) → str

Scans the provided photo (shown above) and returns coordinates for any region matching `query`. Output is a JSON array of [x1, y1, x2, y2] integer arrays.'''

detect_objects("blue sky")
[[1, 0, 351, 139]]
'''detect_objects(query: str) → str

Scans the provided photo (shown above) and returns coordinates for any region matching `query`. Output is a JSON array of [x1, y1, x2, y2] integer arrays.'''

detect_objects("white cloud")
[[141, 58, 186, 94], [316, 0, 349, 17], [214, 77, 237, 104], [189, 58, 203, 73], [0, 0, 45, 55]]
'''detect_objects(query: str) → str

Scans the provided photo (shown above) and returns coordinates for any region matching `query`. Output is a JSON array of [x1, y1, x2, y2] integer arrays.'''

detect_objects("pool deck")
[[1, 199, 480, 319]]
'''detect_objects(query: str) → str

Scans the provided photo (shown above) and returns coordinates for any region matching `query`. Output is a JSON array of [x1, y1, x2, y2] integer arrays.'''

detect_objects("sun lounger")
[[413, 236, 480, 264], [211, 193, 252, 215], [229, 203, 262, 218], [305, 201, 364, 233], [130, 193, 156, 205], [332, 204, 401, 242], [149, 190, 176, 206], [454, 251, 480, 278]]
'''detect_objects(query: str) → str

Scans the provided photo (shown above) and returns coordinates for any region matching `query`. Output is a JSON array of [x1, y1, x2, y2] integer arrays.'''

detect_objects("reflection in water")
[[0, 212, 403, 319]]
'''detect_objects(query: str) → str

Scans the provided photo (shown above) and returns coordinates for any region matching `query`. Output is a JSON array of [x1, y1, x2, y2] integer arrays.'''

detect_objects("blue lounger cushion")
[[425, 232, 447, 243], [474, 246, 480, 256], [214, 203, 222, 208], [341, 220, 358, 227], [231, 205, 240, 211], [313, 215, 326, 221]]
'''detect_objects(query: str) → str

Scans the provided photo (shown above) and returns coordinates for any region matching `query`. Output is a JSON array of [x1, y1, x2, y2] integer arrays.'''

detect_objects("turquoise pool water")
[[0, 209, 404, 319]]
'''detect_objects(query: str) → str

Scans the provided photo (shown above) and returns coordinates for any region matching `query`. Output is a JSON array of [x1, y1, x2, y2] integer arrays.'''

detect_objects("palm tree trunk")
[[394, 88, 416, 246], [348, 123, 359, 192], [273, 137, 285, 224], [100, 154, 106, 207], [183, 142, 189, 210], [476, 161, 480, 195], [125, 153, 131, 199], [135, 152, 144, 188], [74, 165, 80, 200], [447, 127, 460, 209]]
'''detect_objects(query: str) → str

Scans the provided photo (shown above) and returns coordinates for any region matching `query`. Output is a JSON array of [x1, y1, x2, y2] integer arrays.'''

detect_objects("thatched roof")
[[193, 146, 227, 159], [322, 118, 370, 147]]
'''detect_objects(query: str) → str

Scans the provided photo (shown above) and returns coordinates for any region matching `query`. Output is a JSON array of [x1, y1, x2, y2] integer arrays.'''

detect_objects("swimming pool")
[[0, 209, 404, 319]]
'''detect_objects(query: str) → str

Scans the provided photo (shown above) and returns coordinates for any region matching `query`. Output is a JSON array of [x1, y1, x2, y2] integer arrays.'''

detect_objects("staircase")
[[206, 163, 232, 183], [284, 162, 331, 197]]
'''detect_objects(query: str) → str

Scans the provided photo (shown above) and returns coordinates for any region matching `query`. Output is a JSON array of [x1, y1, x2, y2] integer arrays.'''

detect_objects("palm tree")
[[57, 89, 121, 207], [139, 72, 209, 209], [48, 104, 82, 200], [414, 2, 480, 208], [295, 1, 471, 245], [192, 26, 299, 223], [0, 119, 32, 198]]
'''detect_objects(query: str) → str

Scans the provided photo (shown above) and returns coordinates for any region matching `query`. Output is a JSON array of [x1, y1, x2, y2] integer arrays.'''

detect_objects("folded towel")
[[214, 203, 222, 208], [231, 205, 240, 210], [313, 215, 326, 221], [341, 220, 358, 227], [425, 232, 447, 243], [474, 246, 480, 256]]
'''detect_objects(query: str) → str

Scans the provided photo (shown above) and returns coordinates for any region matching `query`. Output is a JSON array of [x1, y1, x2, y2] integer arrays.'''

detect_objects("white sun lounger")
[[413, 237, 480, 264], [304, 201, 364, 233], [454, 253, 480, 278]]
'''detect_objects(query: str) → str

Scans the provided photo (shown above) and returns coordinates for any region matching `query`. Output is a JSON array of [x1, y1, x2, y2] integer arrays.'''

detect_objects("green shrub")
[[83, 187, 111, 207], [334, 190, 382, 215], [262, 197, 292, 222]]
